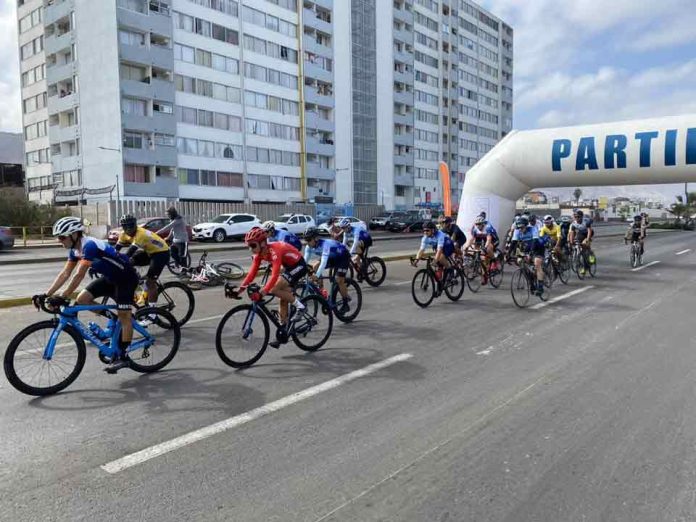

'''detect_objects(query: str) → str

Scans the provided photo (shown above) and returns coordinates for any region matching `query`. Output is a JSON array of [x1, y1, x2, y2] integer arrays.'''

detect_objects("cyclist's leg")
[[77, 277, 112, 313], [274, 262, 308, 323], [114, 273, 137, 360], [145, 251, 169, 304], [170, 242, 181, 267], [335, 254, 351, 298]]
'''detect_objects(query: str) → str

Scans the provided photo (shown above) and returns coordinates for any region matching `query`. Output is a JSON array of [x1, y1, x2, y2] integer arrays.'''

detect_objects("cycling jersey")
[[443, 224, 466, 246], [539, 224, 561, 245], [304, 238, 350, 278], [512, 226, 543, 256], [242, 241, 304, 294], [68, 236, 134, 282], [627, 222, 645, 241], [342, 225, 372, 255], [117, 227, 169, 255], [269, 229, 302, 251], [420, 230, 454, 257], [471, 223, 498, 245], [559, 223, 571, 243], [570, 218, 593, 241]]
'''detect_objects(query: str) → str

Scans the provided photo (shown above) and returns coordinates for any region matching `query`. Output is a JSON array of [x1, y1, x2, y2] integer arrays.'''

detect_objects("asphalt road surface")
[[1, 230, 695, 521]]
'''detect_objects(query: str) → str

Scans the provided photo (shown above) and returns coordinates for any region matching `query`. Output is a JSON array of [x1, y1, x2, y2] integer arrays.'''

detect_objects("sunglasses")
[[57, 235, 69, 240], [248, 242, 260, 249]]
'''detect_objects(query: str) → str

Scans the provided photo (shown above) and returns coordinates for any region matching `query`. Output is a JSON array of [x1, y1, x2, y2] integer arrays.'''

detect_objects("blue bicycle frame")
[[42, 304, 154, 360]]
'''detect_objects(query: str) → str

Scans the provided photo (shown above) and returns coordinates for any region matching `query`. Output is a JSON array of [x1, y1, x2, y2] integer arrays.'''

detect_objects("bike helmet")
[[52, 216, 85, 237], [439, 215, 453, 225], [478, 211, 487, 219], [423, 221, 437, 231], [244, 227, 267, 245], [167, 206, 179, 219], [474, 216, 486, 225], [573, 209, 584, 218], [304, 226, 319, 240], [262, 220, 276, 232], [120, 214, 137, 229], [516, 216, 529, 228], [633, 214, 642, 222], [338, 218, 352, 228], [529, 214, 537, 223], [560, 215, 572, 224], [522, 209, 531, 216], [543, 214, 554, 224]]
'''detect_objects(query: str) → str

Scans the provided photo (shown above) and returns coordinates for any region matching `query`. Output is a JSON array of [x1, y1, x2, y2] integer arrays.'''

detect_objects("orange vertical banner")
[[439, 161, 452, 217]]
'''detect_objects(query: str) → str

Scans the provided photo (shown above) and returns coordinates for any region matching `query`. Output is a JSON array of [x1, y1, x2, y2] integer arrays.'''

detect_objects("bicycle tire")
[[444, 267, 465, 301], [556, 259, 570, 285], [411, 269, 436, 308], [128, 308, 181, 373], [510, 269, 531, 308], [159, 281, 196, 327], [332, 278, 362, 323], [215, 262, 245, 280], [488, 258, 504, 288], [215, 304, 269, 368], [588, 254, 597, 278], [574, 251, 586, 280], [364, 256, 387, 287], [543, 260, 555, 289], [465, 257, 482, 293], [167, 252, 192, 276], [4, 320, 86, 396], [292, 295, 333, 351]]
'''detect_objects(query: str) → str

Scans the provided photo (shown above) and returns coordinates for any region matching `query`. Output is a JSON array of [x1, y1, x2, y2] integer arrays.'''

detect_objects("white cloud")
[[0, 2, 21, 132]]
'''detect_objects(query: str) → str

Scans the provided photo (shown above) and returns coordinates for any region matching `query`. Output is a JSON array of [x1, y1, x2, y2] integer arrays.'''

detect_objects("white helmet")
[[52, 216, 85, 237], [543, 214, 554, 224], [261, 220, 276, 232]]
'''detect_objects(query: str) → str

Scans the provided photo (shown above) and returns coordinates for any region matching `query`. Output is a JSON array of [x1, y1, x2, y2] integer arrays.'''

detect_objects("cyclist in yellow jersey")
[[116, 214, 170, 309], [539, 215, 561, 250]]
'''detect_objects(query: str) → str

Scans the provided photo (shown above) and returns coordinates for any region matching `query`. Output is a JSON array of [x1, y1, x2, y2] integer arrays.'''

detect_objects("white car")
[[270, 214, 316, 235], [192, 213, 262, 242], [317, 216, 366, 236]]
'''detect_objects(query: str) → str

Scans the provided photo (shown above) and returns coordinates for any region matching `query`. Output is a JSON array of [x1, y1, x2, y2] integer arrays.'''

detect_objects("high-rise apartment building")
[[16, 0, 511, 209]]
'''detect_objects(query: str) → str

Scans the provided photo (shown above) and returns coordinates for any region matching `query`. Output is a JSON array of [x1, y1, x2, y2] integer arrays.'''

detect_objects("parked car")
[[371, 211, 408, 230], [192, 213, 262, 242], [107, 217, 193, 245], [0, 226, 15, 250], [270, 214, 316, 235], [386, 211, 427, 233], [317, 216, 366, 236]]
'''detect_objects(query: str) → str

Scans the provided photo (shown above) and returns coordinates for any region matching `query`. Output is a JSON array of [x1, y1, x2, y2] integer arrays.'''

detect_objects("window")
[[124, 165, 149, 183], [123, 131, 143, 148], [155, 133, 175, 146], [122, 97, 147, 116], [200, 170, 216, 185], [153, 101, 173, 114], [120, 63, 148, 82], [217, 171, 243, 187], [24, 120, 47, 140], [119, 29, 145, 46], [178, 168, 199, 185], [118, 0, 147, 13], [19, 6, 42, 33], [217, 143, 242, 159], [20, 36, 43, 60]]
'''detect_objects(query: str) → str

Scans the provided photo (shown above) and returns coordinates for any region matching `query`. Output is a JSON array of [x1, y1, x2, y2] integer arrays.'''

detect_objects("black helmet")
[[304, 226, 319, 240], [634, 214, 642, 221], [516, 216, 529, 228], [120, 214, 137, 229], [529, 214, 537, 224], [167, 206, 179, 219], [522, 209, 531, 216], [573, 209, 584, 218], [478, 211, 487, 219], [423, 221, 437, 231]]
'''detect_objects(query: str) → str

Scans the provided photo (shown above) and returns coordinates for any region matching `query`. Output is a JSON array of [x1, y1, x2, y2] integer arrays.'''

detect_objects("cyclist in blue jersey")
[[262, 221, 303, 251], [303, 227, 352, 313], [438, 215, 466, 255], [414, 221, 454, 285], [337, 217, 372, 265], [39, 217, 139, 373], [510, 215, 545, 296]]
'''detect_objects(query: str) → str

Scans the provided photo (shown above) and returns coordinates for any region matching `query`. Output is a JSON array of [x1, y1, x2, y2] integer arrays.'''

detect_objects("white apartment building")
[[16, 0, 510, 209]]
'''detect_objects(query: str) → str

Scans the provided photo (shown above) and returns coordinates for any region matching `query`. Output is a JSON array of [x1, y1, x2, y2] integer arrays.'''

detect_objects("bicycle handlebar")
[[33, 294, 69, 314]]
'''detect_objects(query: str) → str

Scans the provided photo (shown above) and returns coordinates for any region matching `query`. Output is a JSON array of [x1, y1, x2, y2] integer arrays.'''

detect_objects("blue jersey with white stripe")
[[270, 229, 302, 251], [68, 236, 133, 281]]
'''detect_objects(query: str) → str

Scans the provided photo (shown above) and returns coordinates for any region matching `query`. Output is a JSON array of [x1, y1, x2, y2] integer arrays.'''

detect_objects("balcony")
[[52, 154, 81, 173], [44, 31, 73, 56], [393, 152, 414, 166], [304, 38, 332, 58], [121, 112, 176, 134], [304, 87, 334, 108], [121, 79, 153, 99], [305, 136, 335, 156], [307, 164, 335, 181], [124, 174, 178, 198], [303, 8, 332, 34], [393, 49, 413, 65], [393, 27, 413, 44], [313, 0, 333, 11], [393, 112, 413, 126], [123, 145, 177, 167], [394, 69, 413, 85], [393, 8, 414, 25], [119, 42, 174, 70], [44, 0, 72, 26], [48, 124, 79, 144], [305, 111, 334, 133], [394, 132, 414, 147], [307, 186, 334, 201], [48, 92, 78, 115], [303, 61, 332, 83], [117, 6, 172, 39], [394, 90, 413, 106], [394, 173, 414, 186], [46, 61, 76, 85]]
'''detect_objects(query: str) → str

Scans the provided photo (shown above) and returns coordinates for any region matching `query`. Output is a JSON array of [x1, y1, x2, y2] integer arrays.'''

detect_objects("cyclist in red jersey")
[[238, 227, 308, 329]]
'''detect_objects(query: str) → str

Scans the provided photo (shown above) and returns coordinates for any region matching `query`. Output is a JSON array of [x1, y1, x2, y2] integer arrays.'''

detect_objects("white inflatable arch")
[[457, 114, 696, 231]]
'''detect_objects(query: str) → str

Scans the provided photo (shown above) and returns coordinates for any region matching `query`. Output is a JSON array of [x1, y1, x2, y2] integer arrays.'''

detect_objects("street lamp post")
[[98, 145, 122, 220]]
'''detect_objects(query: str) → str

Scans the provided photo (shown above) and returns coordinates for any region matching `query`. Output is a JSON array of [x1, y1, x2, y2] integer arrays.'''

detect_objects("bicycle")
[[510, 253, 551, 308], [410, 256, 465, 308], [3, 295, 180, 396], [348, 252, 387, 287], [627, 238, 642, 268], [167, 241, 192, 276], [571, 242, 597, 279], [215, 284, 333, 368], [296, 268, 363, 323], [182, 251, 245, 288], [542, 246, 569, 286], [460, 247, 503, 292]]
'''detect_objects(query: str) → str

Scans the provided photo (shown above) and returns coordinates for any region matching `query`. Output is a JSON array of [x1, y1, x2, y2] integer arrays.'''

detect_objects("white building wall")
[[375, 0, 394, 210], [332, 0, 352, 204]]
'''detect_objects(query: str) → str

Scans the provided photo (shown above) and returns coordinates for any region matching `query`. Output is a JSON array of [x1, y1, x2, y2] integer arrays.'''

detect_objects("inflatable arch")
[[457, 114, 696, 231]]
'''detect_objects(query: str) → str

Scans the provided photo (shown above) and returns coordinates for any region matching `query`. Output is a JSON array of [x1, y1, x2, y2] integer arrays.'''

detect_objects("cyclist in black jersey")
[[438, 215, 466, 255]]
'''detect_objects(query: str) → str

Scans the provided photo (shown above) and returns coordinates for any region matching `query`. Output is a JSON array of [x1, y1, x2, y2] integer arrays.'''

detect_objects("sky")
[[1, 1, 695, 201]]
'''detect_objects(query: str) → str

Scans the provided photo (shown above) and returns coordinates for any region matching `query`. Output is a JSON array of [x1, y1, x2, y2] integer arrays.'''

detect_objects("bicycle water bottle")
[[320, 288, 328, 299]]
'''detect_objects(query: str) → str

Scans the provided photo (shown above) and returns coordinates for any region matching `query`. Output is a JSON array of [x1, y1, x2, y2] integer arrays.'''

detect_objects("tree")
[[0, 189, 70, 228], [573, 188, 582, 204]]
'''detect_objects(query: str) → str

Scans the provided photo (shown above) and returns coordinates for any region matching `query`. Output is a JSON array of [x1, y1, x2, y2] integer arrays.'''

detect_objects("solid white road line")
[[632, 260, 661, 272], [531, 286, 594, 310], [185, 314, 224, 325], [676, 249, 691, 256], [101, 353, 413, 474]]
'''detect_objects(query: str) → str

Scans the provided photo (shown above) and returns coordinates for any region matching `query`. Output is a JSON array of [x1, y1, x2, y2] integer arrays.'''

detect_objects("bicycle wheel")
[[292, 294, 334, 351], [364, 256, 387, 287], [488, 258, 504, 288], [4, 321, 86, 396], [574, 251, 586, 280], [588, 253, 597, 278], [332, 278, 363, 323], [556, 259, 570, 285], [157, 281, 195, 327], [167, 253, 192, 276], [215, 304, 269, 368], [128, 308, 181, 373], [465, 258, 482, 293], [411, 269, 436, 308], [443, 267, 465, 301], [510, 269, 531, 308], [543, 260, 555, 289], [215, 262, 246, 281]]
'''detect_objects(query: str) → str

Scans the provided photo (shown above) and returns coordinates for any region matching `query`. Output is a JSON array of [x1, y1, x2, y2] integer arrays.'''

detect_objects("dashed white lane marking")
[[101, 353, 413, 474], [531, 286, 594, 310], [185, 314, 224, 325], [631, 260, 661, 272], [676, 249, 691, 256]]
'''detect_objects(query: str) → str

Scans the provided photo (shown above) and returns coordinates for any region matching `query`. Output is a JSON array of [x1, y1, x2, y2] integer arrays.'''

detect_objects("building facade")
[[16, 0, 511, 209], [0, 132, 25, 187]]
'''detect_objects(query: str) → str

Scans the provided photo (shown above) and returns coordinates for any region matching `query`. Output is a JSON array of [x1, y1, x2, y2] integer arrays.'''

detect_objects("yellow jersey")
[[539, 224, 561, 242], [118, 226, 169, 255]]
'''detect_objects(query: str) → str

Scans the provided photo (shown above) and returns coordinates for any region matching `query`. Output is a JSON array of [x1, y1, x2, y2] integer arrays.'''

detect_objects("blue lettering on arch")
[[576, 137, 599, 171], [552, 139, 572, 172], [635, 131, 659, 167], [604, 134, 627, 169], [687, 128, 696, 165], [665, 129, 678, 166]]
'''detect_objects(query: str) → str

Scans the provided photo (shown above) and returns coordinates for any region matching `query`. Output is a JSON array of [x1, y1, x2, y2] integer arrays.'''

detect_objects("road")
[[0, 230, 695, 521]]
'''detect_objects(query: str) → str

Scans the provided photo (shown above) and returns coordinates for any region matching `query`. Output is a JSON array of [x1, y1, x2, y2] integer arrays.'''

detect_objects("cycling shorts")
[[132, 250, 170, 280], [85, 274, 138, 310], [281, 258, 308, 287], [328, 250, 351, 276]]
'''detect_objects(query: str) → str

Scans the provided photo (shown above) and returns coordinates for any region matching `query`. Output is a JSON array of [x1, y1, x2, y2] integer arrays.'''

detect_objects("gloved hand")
[[31, 294, 47, 310]]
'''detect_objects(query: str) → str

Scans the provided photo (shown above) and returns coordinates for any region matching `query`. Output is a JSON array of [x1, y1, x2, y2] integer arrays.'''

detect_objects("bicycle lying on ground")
[[3, 295, 180, 396], [410, 256, 465, 308], [180, 251, 245, 288], [215, 283, 333, 368]]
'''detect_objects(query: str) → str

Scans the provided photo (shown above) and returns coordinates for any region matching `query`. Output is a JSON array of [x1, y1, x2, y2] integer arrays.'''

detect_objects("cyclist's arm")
[[61, 260, 91, 298], [303, 245, 313, 263], [240, 255, 262, 289], [349, 230, 360, 255], [463, 235, 474, 250], [115, 232, 131, 253], [261, 251, 282, 294], [156, 221, 174, 237], [45, 260, 77, 295], [315, 242, 332, 278]]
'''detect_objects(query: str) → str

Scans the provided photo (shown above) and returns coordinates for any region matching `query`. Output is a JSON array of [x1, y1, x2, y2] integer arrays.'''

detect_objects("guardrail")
[[5, 226, 55, 247]]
